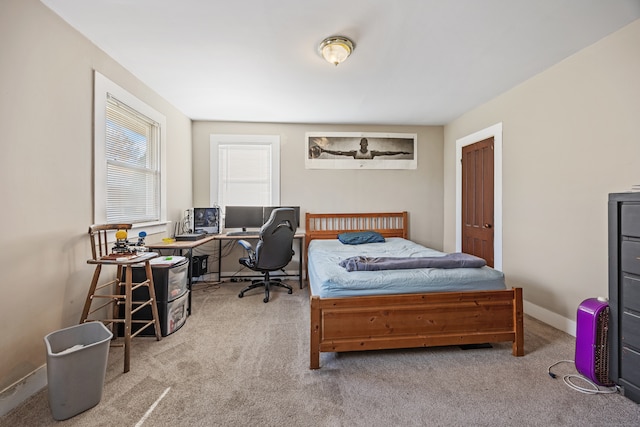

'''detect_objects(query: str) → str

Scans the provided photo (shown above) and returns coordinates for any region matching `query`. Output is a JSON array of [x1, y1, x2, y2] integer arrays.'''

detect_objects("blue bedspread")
[[307, 238, 505, 298]]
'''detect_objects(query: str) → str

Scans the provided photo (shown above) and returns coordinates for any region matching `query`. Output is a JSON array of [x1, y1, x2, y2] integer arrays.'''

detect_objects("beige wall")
[[6, 0, 637, 414], [192, 122, 445, 251], [444, 19, 640, 323], [0, 0, 193, 395]]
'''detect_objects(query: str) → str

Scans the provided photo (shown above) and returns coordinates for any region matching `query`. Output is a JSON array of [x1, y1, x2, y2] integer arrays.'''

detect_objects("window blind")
[[105, 95, 160, 224], [218, 144, 273, 207]]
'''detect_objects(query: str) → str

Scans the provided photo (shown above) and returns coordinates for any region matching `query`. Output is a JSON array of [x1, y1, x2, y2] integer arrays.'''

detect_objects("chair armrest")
[[237, 239, 255, 260]]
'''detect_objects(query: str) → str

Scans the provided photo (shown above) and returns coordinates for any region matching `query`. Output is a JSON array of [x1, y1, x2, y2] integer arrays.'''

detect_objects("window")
[[94, 71, 167, 233], [105, 96, 159, 223], [210, 134, 280, 211]]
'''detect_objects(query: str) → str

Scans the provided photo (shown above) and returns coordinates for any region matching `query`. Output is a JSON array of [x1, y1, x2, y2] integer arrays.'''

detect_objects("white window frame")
[[209, 134, 280, 209], [94, 71, 167, 236]]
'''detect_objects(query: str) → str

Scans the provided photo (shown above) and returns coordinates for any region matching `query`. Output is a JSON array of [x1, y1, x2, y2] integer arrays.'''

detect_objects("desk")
[[146, 234, 217, 315], [216, 232, 305, 289], [147, 232, 305, 311]]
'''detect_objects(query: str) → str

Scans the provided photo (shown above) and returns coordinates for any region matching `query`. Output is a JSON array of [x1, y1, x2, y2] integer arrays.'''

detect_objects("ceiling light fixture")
[[319, 36, 355, 66]]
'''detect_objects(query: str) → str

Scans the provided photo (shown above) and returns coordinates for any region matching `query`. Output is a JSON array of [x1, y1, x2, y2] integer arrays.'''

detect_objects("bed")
[[305, 212, 524, 369]]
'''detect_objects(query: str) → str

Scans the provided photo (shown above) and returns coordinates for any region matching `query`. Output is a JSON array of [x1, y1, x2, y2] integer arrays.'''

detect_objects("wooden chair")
[[81, 224, 162, 373]]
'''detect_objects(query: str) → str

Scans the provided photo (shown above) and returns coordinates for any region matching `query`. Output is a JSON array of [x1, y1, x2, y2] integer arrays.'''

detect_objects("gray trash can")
[[44, 322, 113, 420]]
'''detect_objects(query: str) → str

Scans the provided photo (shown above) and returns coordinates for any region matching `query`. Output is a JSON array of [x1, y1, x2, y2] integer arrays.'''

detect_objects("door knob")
[[484, 223, 492, 229]]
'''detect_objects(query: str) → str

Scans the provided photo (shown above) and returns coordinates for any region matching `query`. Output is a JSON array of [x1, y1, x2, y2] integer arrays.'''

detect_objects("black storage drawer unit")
[[608, 192, 640, 403], [120, 255, 189, 337]]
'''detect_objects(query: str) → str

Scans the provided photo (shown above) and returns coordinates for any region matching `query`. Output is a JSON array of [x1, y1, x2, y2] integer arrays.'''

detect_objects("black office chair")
[[237, 208, 296, 303]]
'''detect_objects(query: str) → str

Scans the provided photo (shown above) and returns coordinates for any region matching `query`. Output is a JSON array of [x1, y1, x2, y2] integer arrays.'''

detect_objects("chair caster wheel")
[[263, 297, 269, 303], [288, 289, 293, 294], [238, 292, 244, 298]]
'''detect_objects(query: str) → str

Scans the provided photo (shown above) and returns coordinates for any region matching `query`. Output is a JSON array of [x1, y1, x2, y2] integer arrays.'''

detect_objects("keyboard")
[[174, 233, 207, 241], [226, 231, 258, 236]]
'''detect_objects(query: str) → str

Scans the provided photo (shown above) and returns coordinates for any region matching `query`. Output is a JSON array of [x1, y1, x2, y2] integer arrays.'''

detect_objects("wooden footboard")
[[310, 287, 524, 369]]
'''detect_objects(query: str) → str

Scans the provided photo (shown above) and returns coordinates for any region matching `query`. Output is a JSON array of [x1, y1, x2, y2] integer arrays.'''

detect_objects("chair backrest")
[[254, 208, 296, 271], [88, 223, 132, 260]]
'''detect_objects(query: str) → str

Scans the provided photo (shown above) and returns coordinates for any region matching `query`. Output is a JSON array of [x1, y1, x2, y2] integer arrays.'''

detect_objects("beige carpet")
[[3, 281, 639, 426]]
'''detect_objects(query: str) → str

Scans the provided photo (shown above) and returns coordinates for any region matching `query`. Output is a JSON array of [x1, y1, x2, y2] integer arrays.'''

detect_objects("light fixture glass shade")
[[319, 36, 354, 66]]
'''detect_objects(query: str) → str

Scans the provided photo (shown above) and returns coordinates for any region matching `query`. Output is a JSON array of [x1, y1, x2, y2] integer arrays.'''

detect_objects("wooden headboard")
[[305, 211, 408, 248], [303, 212, 408, 276]]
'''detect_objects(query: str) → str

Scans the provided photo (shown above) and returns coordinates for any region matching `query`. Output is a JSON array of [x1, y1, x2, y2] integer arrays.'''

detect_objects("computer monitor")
[[263, 206, 300, 229], [224, 206, 264, 231], [193, 207, 220, 234]]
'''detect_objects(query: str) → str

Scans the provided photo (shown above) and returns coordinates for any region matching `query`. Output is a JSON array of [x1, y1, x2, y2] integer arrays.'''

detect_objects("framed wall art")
[[305, 132, 417, 169]]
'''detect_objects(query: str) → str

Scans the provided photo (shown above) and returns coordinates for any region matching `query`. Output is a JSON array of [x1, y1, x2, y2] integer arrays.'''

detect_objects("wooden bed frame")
[[305, 212, 524, 369]]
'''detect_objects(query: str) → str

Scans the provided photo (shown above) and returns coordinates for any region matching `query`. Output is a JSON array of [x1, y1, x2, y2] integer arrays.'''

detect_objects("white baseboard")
[[0, 365, 47, 417], [524, 299, 576, 337]]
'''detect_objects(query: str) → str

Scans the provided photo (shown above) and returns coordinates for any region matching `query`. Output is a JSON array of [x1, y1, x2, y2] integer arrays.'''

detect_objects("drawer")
[[622, 274, 640, 312], [621, 345, 640, 387], [621, 203, 640, 237], [619, 378, 640, 404], [621, 240, 640, 276], [128, 258, 188, 302], [165, 262, 189, 300], [163, 291, 189, 336], [622, 311, 640, 349]]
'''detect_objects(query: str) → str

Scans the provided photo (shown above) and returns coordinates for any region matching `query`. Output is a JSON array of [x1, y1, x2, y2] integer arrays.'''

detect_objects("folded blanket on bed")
[[339, 253, 487, 272]]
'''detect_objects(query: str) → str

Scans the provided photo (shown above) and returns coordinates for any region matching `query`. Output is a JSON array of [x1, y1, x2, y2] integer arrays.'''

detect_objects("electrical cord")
[[173, 210, 192, 236], [547, 360, 619, 395], [220, 239, 239, 258], [191, 279, 221, 293]]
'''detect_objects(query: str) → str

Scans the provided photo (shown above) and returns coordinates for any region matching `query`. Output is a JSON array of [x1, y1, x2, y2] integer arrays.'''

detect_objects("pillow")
[[337, 231, 386, 245]]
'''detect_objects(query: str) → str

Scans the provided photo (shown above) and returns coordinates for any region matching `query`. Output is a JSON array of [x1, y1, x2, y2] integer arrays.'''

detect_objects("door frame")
[[455, 122, 503, 270]]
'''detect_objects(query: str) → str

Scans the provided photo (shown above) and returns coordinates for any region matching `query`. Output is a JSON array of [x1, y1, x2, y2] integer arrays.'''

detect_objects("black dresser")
[[608, 192, 640, 403]]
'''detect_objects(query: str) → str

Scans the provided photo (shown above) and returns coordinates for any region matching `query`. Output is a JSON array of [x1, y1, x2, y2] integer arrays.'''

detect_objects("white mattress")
[[307, 237, 506, 298]]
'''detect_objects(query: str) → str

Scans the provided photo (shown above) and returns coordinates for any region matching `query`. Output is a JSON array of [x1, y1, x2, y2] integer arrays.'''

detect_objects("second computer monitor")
[[224, 206, 264, 231], [263, 206, 300, 229]]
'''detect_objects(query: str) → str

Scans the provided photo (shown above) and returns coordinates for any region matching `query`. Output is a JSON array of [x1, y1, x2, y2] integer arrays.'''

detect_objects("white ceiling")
[[41, 0, 640, 125]]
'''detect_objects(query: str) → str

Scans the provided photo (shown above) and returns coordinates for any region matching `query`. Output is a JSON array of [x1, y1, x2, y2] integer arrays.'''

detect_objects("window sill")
[[97, 221, 171, 245], [131, 221, 171, 236]]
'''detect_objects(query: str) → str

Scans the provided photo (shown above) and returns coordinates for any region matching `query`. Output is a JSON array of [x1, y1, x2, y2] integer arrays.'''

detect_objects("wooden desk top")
[[146, 234, 217, 250], [146, 231, 304, 249]]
